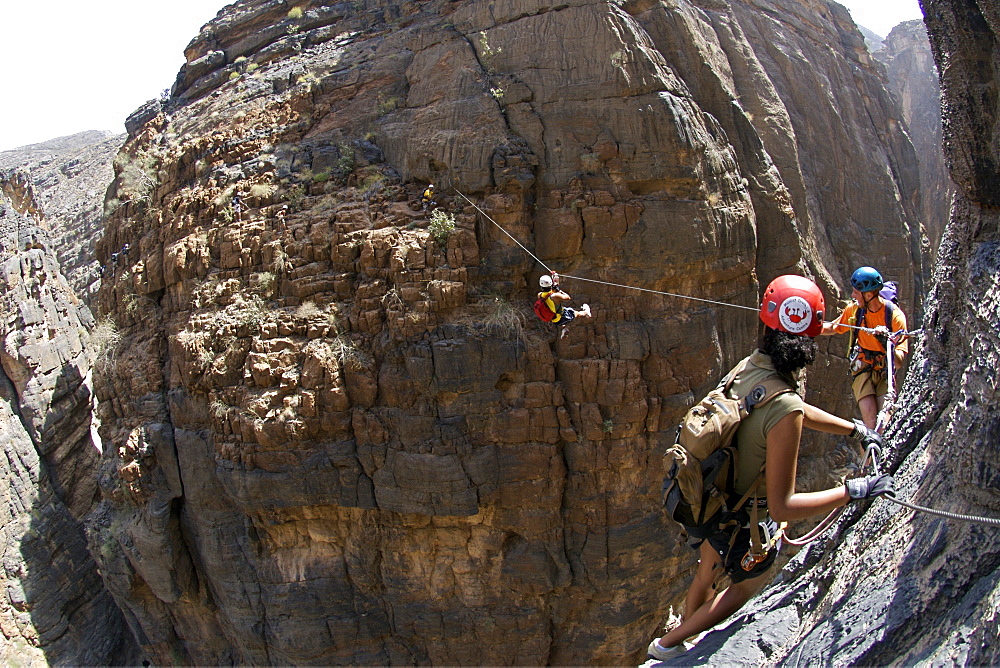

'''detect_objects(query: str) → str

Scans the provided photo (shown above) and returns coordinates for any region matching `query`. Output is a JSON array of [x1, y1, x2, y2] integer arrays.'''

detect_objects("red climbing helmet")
[[759, 275, 825, 337]]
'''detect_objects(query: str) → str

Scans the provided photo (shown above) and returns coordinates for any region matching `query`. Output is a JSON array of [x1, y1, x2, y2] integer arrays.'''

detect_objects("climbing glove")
[[851, 419, 883, 456], [845, 474, 895, 500]]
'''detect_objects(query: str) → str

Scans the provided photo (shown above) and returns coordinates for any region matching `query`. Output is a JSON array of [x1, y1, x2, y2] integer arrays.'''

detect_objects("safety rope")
[[454, 191, 999, 534], [886, 496, 1000, 526], [786, 442, 1000, 547], [454, 189, 921, 333], [456, 189, 759, 313], [870, 448, 1000, 527]]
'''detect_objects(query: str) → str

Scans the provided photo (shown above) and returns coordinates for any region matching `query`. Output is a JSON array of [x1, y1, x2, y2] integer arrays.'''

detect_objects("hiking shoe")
[[580, 303, 592, 317], [647, 640, 691, 662]]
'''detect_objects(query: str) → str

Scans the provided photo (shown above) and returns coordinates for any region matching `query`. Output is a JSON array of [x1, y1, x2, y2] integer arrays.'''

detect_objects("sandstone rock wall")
[[0, 170, 140, 665], [0, 131, 124, 305], [659, 0, 1000, 663], [875, 19, 953, 258], [87, 0, 925, 663]]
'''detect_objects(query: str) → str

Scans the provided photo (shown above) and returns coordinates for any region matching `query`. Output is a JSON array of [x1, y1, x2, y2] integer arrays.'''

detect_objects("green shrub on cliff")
[[429, 209, 456, 244]]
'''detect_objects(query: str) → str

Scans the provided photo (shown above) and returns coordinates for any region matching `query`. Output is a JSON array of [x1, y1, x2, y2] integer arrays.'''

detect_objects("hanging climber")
[[534, 273, 591, 337], [647, 275, 893, 662], [820, 266, 909, 430], [421, 184, 436, 211]]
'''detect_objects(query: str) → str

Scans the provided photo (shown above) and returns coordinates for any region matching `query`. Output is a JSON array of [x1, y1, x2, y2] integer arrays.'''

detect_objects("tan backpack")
[[662, 357, 794, 534]]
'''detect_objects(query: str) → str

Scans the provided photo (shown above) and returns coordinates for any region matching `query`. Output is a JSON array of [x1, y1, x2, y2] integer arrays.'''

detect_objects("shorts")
[[852, 368, 888, 401], [693, 517, 781, 584], [556, 307, 576, 323]]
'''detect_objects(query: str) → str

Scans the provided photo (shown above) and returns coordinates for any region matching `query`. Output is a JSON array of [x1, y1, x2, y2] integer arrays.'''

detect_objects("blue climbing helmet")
[[851, 266, 884, 293]]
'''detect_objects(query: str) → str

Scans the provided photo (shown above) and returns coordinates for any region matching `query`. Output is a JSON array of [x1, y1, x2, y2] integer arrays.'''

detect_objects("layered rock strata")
[[89, 0, 925, 663], [0, 131, 124, 304], [0, 170, 140, 665]]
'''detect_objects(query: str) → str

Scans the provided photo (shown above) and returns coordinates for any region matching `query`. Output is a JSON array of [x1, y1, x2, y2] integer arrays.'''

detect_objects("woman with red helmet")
[[648, 275, 894, 662]]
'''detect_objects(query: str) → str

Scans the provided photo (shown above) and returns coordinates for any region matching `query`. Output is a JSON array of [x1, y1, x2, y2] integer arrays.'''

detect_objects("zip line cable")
[[456, 189, 760, 312], [454, 189, 917, 330], [455, 189, 998, 528]]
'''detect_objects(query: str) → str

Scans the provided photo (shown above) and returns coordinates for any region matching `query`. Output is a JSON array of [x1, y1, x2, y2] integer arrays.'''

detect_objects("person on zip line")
[[534, 272, 591, 338]]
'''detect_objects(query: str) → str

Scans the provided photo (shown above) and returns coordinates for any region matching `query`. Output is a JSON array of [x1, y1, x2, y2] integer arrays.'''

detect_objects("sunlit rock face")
[[0, 169, 140, 666], [87, 0, 924, 663], [0, 131, 124, 305], [875, 18, 953, 258]]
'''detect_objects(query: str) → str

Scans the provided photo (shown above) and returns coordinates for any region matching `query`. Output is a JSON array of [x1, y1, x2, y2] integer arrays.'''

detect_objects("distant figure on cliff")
[[421, 184, 435, 210], [232, 192, 243, 222], [534, 273, 591, 338], [820, 266, 909, 430], [648, 275, 892, 662], [276, 204, 289, 238]]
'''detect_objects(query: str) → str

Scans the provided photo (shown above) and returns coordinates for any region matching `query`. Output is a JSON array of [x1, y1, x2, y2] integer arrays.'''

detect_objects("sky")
[[835, 0, 924, 38], [0, 1, 223, 152], [0, 0, 925, 153]]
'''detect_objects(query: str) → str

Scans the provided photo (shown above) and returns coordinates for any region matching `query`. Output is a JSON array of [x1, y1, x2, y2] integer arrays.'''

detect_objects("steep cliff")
[[0, 131, 124, 305], [88, 0, 925, 664], [0, 170, 140, 665], [875, 19, 953, 257], [650, 0, 1000, 664]]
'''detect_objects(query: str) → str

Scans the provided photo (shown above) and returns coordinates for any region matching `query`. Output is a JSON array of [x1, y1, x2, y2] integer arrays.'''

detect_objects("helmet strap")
[[862, 292, 883, 312]]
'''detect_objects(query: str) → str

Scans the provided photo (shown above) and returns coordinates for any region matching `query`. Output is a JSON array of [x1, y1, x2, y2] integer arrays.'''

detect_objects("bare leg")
[[858, 395, 878, 430], [685, 541, 719, 620], [657, 571, 770, 648]]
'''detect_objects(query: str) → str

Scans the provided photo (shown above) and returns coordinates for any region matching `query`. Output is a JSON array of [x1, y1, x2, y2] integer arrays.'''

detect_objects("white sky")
[[835, 0, 924, 38], [0, 1, 223, 151], [0, 0, 925, 153]]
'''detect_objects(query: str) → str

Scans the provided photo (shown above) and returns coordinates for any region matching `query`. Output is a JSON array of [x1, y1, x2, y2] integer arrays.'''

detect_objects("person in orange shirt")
[[821, 266, 908, 429]]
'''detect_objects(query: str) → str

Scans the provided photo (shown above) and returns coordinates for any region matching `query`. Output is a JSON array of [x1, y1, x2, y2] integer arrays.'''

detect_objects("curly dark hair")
[[760, 327, 817, 377]]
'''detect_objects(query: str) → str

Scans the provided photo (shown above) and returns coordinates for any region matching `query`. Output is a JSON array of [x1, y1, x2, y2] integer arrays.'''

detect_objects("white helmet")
[[539, 275, 553, 288]]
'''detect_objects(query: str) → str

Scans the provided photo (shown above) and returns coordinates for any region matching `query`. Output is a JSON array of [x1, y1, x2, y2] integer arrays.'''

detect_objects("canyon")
[[1, 0, 992, 665]]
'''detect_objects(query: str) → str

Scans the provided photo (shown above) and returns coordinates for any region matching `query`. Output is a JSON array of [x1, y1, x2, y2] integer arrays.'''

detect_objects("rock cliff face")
[[0, 170, 139, 665], [650, 0, 1000, 664], [875, 19, 953, 256], [0, 131, 124, 305], [87, 0, 926, 664]]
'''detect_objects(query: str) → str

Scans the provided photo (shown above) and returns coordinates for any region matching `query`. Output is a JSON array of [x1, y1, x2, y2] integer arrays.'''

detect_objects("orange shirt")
[[832, 300, 909, 358]]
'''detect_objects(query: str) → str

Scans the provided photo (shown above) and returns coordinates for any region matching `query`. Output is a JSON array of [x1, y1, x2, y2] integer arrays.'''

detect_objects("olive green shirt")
[[731, 351, 805, 497]]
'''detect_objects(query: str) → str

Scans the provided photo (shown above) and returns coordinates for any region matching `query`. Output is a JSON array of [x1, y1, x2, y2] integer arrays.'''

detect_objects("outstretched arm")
[[802, 403, 854, 435], [765, 411, 851, 522]]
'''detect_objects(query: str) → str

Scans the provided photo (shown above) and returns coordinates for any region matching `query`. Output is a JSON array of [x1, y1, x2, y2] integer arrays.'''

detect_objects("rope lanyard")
[[874, 337, 897, 433]]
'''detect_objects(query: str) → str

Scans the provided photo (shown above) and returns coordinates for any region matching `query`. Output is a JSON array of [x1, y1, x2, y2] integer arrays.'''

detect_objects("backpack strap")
[[734, 374, 796, 559], [743, 376, 795, 412], [848, 305, 865, 356]]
